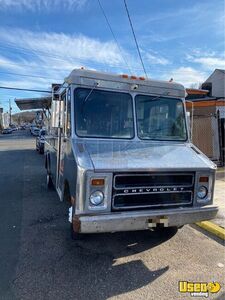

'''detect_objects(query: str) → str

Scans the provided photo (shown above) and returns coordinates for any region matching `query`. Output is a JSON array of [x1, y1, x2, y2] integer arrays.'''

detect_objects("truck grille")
[[112, 172, 194, 211]]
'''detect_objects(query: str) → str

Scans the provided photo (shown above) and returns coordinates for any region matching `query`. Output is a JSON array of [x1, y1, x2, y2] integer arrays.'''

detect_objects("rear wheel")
[[39, 147, 44, 154]]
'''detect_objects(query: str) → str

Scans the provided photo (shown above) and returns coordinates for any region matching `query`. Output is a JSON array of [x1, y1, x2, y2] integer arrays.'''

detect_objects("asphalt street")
[[0, 131, 224, 300]]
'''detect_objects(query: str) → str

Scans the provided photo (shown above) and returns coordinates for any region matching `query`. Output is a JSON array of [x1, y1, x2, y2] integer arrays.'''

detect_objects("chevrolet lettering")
[[122, 187, 186, 194]]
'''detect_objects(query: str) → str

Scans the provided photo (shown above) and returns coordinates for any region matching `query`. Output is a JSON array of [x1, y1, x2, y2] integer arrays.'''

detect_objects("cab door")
[[56, 91, 67, 199]]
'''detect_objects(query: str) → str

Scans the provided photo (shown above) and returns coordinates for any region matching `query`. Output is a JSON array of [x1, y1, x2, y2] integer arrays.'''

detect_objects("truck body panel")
[[15, 69, 218, 234]]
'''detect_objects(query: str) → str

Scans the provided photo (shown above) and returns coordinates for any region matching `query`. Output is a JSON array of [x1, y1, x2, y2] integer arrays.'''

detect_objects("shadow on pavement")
[[56, 229, 175, 300]]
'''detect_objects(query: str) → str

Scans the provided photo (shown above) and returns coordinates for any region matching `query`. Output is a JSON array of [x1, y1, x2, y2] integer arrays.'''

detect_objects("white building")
[[2, 112, 10, 128], [202, 69, 225, 98], [0, 108, 3, 131]]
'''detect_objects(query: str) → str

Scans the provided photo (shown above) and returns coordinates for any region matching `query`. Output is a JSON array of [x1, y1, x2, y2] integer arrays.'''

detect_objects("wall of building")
[[204, 70, 225, 98], [2, 112, 10, 128], [0, 108, 3, 131]]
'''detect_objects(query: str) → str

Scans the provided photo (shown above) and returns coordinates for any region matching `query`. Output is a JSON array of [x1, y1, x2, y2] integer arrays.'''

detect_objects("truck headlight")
[[197, 186, 208, 199], [90, 191, 104, 206]]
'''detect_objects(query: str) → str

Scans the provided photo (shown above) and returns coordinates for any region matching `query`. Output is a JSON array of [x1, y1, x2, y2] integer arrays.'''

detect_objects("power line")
[[0, 61, 208, 76], [1, 39, 194, 76], [123, 0, 148, 78], [97, 0, 132, 75], [0, 41, 132, 72], [0, 70, 61, 81], [0, 86, 51, 93]]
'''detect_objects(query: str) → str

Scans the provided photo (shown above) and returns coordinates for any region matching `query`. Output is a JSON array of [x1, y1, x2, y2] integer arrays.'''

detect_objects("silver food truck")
[[16, 69, 218, 239]]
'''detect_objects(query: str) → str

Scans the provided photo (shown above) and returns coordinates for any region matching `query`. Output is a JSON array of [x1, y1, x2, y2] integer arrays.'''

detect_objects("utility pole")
[[0, 104, 3, 132], [9, 99, 12, 126]]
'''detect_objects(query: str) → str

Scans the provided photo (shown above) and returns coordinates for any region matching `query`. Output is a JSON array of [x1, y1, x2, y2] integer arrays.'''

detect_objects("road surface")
[[0, 131, 224, 300]]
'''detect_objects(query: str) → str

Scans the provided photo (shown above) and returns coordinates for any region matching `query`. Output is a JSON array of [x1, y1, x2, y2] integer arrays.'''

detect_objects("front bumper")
[[73, 205, 218, 233]]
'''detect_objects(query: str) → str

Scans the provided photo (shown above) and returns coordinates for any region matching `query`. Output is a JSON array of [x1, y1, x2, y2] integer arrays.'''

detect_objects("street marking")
[[196, 221, 225, 240]]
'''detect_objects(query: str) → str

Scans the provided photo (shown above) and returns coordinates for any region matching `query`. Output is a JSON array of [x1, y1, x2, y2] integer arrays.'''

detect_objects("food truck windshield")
[[74, 88, 187, 141]]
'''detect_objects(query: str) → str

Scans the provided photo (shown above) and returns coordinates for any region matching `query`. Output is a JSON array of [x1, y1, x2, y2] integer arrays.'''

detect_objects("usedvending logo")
[[179, 281, 221, 298]]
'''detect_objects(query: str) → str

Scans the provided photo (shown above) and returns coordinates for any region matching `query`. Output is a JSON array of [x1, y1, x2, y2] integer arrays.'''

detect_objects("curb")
[[196, 221, 225, 240]]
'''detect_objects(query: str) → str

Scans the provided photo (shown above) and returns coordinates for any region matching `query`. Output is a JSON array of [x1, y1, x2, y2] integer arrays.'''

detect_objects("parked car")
[[2, 128, 12, 134], [10, 125, 18, 131], [31, 127, 40, 136], [36, 129, 46, 154], [30, 125, 36, 134]]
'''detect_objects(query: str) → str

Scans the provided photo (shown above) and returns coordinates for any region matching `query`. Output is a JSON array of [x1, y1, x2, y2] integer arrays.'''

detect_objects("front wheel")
[[68, 202, 83, 241], [47, 173, 54, 189], [70, 223, 84, 240], [154, 226, 178, 236]]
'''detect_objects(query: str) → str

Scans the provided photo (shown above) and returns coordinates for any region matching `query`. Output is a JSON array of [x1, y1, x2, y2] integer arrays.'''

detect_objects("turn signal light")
[[91, 179, 105, 186], [199, 176, 209, 183]]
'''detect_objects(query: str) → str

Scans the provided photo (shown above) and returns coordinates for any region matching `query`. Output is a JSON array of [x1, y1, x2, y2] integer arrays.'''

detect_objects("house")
[[2, 112, 10, 129], [201, 69, 225, 98], [0, 108, 3, 132], [185, 69, 225, 166]]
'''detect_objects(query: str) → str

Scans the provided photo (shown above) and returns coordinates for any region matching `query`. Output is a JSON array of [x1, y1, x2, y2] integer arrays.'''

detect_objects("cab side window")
[[66, 88, 71, 137], [61, 92, 67, 136]]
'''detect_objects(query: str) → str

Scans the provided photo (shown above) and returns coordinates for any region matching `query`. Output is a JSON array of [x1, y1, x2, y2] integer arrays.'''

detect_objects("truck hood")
[[80, 140, 216, 172]]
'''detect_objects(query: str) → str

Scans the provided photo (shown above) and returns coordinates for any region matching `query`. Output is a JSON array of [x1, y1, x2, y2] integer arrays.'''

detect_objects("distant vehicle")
[[2, 128, 12, 134], [30, 125, 36, 134], [30, 126, 39, 135], [10, 125, 18, 131], [36, 129, 46, 154], [32, 128, 40, 136]]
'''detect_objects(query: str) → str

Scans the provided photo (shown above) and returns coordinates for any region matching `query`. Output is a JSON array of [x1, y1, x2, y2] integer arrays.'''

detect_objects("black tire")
[[47, 173, 54, 189], [39, 147, 44, 154], [154, 226, 178, 236], [45, 153, 48, 169], [64, 187, 84, 241], [70, 223, 83, 240]]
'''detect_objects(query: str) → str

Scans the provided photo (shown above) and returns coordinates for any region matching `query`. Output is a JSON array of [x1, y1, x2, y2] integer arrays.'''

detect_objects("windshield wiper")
[[83, 82, 99, 104], [140, 91, 170, 103], [81, 82, 99, 118]]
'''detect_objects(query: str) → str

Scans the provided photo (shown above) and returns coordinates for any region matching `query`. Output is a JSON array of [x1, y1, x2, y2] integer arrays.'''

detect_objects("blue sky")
[[0, 0, 224, 113]]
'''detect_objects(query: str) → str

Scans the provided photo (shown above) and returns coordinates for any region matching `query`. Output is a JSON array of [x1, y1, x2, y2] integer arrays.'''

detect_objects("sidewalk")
[[213, 167, 225, 228]]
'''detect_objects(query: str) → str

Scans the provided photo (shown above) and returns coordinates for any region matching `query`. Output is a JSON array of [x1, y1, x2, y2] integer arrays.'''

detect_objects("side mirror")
[[51, 100, 63, 129], [186, 101, 194, 141]]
